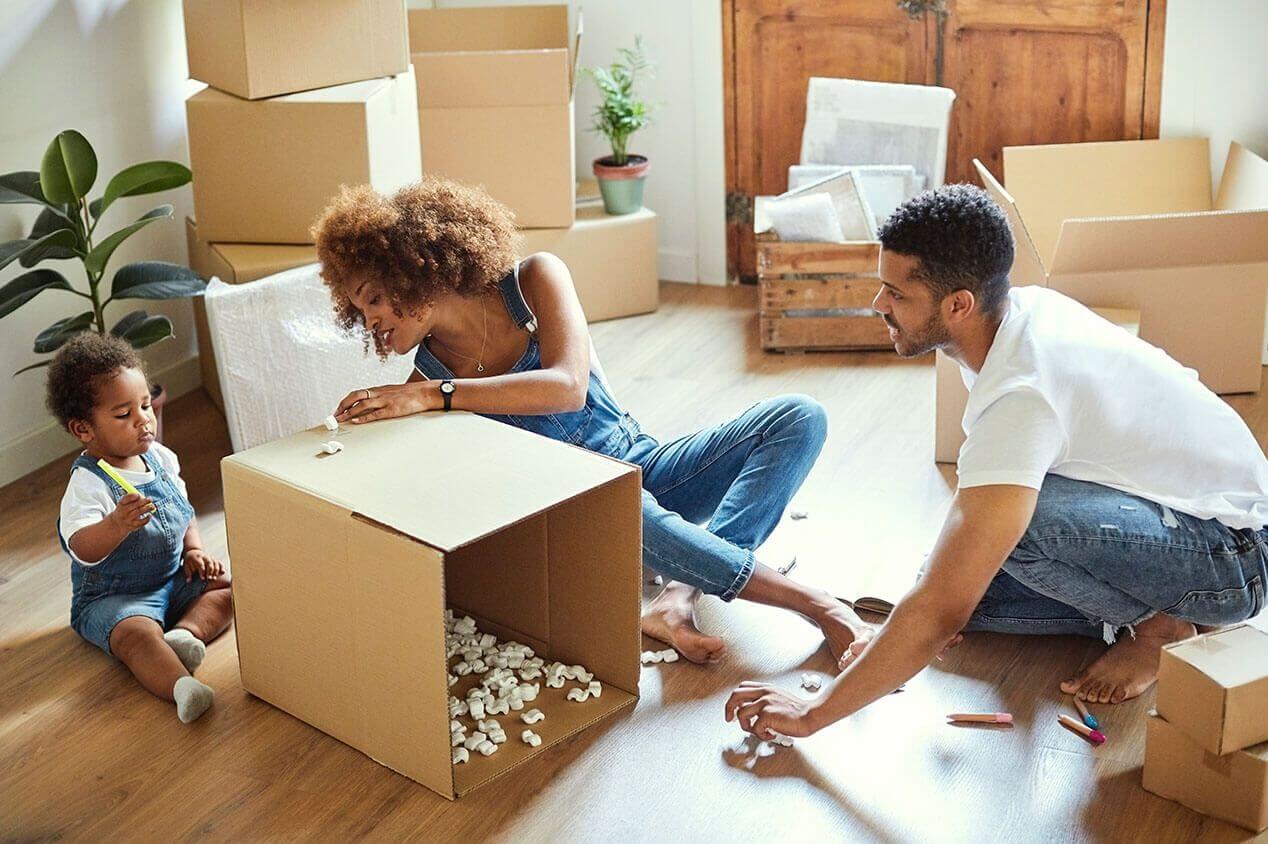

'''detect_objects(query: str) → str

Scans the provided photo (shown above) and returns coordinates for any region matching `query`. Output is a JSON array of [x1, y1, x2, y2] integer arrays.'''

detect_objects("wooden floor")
[[3, 282, 1266, 842]]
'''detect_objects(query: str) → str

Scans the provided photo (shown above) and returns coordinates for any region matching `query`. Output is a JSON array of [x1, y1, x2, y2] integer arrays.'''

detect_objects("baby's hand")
[[109, 493, 155, 533], [182, 549, 225, 582]]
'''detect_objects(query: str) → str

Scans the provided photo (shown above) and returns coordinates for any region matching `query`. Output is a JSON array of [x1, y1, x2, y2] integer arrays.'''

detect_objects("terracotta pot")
[[592, 154, 649, 215], [150, 383, 168, 443]]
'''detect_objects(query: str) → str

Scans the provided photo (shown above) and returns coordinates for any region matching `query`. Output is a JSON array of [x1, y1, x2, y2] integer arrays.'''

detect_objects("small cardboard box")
[[934, 308, 1140, 464], [221, 412, 642, 799], [183, 0, 409, 100], [518, 204, 658, 323], [1155, 624, 1268, 756], [1144, 712, 1268, 832], [408, 5, 578, 228], [187, 68, 421, 244], [974, 140, 1268, 395], [185, 218, 318, 412]]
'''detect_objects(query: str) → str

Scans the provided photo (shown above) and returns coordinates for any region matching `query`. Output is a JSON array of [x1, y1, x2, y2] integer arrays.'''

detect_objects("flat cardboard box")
[[185, 218, 318, 412], [934, 308, 1140, 464], [1156, 624, 1268, 756], [187, 68, 421, 244], [518, 204, 658, 323], [183, 0, 409, 100], [221, 412, 642, 799], [1144, 713, 1268, 833], [408, 6, 577, 228], [974, 140, 1268, 395]]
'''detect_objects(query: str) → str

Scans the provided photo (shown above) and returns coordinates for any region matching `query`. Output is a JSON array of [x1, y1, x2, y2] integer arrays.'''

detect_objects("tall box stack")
[[1143, 625, 1268, 831], [182, 0, 421, 409]]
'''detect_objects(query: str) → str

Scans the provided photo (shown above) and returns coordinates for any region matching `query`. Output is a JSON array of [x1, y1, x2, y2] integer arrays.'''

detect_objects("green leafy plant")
[[0, 129, 202, 375], [582, 36, 654, 166]]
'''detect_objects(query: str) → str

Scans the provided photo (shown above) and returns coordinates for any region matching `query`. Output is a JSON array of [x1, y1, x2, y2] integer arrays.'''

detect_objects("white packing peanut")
[[566, 688, 590, 703], [519, 683, 539, 702], [448, 674, 457, 687], [323, 414, 339, 431], [469, 658, 487, 674], [587, 680, 602, 698], [468, 699, 485, 720], [487, 699, 509, 716], [463, 731, 488, 750], [452, 747, 469, 764], [770, 735, 794, 747], [509, 697, 525, 711], [454, 661, 472, 677], [640, 651, 662, 665], [507, 653, 524, 669], [571, 666, 592, 683], [450, 731, 465, 748], [658, 649, 679, 663], [479, 633, 496, 648], [801, 673, 822, 692], [477, 718, 500, 732], [545, 675, 565, 689], [489, 730, 507, 744], [477, 741, 498, 757], [521, 730, 542, 747], [320, 440, 343, 455], [521, 709, 545, 725], [450, 719, 463, 732]]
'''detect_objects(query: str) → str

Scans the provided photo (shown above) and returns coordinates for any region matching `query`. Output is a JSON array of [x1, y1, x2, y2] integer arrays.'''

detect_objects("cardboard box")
[[1144, 713, 1268, 832], [1155, 624, 1268, 756], [183, 0, 409, 100], [517, 204, 658, 323], [185, 218, 318, 412], [974, 140, 1268, 395], [408, 6, 578, 228], [187, 68, 421, 244], [934, 308, 1140, 464], [221, 412, 642, 799]]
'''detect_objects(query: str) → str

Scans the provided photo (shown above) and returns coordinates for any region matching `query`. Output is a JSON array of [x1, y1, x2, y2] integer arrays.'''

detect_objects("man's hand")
[[724, 682, 821, 740], [108, 493, 155, 534], [183, 549, 225, 582], [334, 382, 437, 424]]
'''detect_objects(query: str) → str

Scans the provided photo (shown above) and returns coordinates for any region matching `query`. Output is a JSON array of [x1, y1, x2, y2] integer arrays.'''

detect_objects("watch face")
[[441, 382, 455, 394]]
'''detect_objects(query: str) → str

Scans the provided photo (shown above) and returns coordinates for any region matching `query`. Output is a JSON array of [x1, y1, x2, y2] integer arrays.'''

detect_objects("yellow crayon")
[[96, 459, 155, 511]]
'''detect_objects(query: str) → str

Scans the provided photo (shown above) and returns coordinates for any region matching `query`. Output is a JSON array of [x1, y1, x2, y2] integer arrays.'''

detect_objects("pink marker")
[[1058, 713, 1106, 745], [947, 712, 1013, 724]]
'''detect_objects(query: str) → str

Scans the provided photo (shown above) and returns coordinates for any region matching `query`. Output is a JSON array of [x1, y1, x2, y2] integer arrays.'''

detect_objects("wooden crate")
[[756, 236, 890, 352]]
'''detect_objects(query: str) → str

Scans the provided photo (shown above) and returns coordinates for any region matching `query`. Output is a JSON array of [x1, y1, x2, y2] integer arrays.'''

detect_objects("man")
[[726, 184, 1268, 740]]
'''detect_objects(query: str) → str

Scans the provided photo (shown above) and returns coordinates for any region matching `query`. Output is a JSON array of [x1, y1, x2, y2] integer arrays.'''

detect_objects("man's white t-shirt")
[[956, 287, 1268, 530], [59, 442, 189, 565]]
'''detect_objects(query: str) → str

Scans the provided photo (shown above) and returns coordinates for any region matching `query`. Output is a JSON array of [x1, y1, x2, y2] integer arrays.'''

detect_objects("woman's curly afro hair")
[[312, 178, 518, 354]]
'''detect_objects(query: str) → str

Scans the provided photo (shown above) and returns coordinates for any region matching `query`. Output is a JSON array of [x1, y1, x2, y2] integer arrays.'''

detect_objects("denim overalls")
[[59, 451, 202, 654], [413, 264, 830, 601]]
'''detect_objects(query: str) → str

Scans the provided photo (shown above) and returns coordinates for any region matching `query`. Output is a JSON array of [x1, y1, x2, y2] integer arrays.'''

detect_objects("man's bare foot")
[[641, 582, 726, 664], [837, 628, 963, 671], [1059, 613, 1196, 704], [807, 598, 873, 669]]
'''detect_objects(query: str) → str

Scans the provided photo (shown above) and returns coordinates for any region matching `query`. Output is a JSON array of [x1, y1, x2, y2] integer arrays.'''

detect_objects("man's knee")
[[772, 394, 828, 447], [109, 616, 163, 659]]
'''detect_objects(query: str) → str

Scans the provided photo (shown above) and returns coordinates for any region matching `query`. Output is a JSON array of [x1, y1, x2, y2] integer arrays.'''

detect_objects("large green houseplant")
[[583, 36, 654, 215], [0, 130, 202, 413]]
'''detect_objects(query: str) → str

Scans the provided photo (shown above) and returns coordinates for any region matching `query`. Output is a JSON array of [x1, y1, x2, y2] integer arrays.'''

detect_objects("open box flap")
[[222, 412, 635, 552], [973, 159, 1048, 286], [1216, 142, 1268, 212], [1048, 208, 1268, 275], [408, 5, 568, 52]]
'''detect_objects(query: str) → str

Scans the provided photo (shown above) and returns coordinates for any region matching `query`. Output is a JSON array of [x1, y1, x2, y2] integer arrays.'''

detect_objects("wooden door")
[[725, 0, 934, 283], [941, 0, 1165, 185]]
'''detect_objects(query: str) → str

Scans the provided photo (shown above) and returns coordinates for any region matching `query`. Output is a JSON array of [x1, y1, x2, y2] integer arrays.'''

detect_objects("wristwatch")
[[439, 379, 455, 411]]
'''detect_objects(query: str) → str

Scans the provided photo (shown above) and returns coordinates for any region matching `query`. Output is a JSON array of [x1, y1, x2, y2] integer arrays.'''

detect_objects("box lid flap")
[[1003, 138, 1213, 267], [222, 412, 634, 551], [1162, 625, 1268, 689], [1216, 142, 1268, 212], [974, 158, 1049, 285], [408, 5, 568, 53], [191, 72, 402, 106], [1048, 208, 1268, 274]]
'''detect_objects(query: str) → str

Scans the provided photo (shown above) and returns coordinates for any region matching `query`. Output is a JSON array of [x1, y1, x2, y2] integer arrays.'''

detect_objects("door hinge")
[[726, 192, 754, 226]]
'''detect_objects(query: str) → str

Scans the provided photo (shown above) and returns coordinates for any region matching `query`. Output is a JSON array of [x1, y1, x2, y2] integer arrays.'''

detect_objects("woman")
[[317, 178, 867, 664]]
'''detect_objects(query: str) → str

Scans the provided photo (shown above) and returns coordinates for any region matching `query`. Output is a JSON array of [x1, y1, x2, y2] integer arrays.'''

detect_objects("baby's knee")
[[109, 616, 163, 659]]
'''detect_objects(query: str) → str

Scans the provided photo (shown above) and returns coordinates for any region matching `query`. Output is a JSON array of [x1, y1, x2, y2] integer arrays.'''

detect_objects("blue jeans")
[[966, 475, 1268, 639], [623, 395, 828, 601]]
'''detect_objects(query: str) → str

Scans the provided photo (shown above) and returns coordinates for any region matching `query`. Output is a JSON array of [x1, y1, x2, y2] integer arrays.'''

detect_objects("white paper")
[[764, 193, 846, 243], [789, 164, 919, 229], [780, 168, 877, 240]]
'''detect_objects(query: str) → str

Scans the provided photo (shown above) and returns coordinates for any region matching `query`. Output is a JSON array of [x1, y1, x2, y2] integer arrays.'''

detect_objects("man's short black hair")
[[877, 184, 1014, 315]]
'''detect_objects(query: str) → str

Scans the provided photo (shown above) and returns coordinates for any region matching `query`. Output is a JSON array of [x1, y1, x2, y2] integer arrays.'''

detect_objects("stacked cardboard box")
[[1143, 625, 1268, 831], [182, 0, 422, 409]]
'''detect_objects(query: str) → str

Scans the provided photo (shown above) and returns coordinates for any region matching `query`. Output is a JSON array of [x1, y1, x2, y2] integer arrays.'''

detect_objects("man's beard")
[[884, 312, 950, 358]]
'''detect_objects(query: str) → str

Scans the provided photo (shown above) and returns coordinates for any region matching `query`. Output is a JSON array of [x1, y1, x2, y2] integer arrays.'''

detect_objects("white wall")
[[0, 0, 201, 486]]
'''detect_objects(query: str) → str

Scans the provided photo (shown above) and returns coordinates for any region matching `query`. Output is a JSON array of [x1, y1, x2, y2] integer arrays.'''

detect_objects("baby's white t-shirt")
[[956, 287, 1268, 530], [59, 442, 189, 565]]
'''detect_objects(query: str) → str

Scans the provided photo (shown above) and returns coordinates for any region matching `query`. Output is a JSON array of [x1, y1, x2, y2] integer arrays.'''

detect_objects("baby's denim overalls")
[[59, 451, 203, 654]]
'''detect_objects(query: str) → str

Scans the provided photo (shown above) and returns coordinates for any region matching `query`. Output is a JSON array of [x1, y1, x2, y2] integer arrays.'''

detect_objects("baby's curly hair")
[[46, 332, 145, 428], [312, 178, 518, 355]]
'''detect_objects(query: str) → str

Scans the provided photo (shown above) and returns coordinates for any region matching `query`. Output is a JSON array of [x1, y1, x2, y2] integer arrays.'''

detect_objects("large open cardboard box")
[[974, 140, 1268, 395], [408, 5, 578, 228], [221, 412, 642, 799], [183, 0, 409, 100], [185, 218, 318, 412], [187, 68, 421, 244]]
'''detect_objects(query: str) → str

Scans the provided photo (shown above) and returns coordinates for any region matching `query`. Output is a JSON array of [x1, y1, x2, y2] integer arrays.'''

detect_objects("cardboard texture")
[[221, 412, 642, 799], [934, 308, 1140, 464], [185, 219, 318, 412], [1144, 713, 1268, 832], [518, 205, 658, 323], [183, 0, 409, 100], [187, 68, 421, 244], [408, 6, 577, 228], [1156, 624, 1268, 756], [974, 139, 1268, 395]]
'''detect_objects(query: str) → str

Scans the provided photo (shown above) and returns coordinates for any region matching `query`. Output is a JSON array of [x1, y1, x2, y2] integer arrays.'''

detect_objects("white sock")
[[173, 676, 215, 723], [164, 628, 206, 674]]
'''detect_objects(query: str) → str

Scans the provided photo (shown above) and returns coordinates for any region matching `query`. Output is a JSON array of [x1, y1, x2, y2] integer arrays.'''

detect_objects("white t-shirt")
[[956, 287, 1268, 530], [59, 442, 189, 565]]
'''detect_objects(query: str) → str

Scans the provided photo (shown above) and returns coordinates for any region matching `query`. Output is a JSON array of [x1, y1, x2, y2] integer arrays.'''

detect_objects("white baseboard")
[[0, 355, 202, 488], [657, 249, 698, 284]]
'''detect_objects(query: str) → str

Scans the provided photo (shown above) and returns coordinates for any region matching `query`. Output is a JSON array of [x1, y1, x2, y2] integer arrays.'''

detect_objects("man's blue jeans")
[[967, 475, 1267, 640]]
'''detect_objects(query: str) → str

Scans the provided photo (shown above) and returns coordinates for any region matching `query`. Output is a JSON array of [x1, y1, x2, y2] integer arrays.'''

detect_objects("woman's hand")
[[334, 382, 438, 424], [724, 682, 824, 740]]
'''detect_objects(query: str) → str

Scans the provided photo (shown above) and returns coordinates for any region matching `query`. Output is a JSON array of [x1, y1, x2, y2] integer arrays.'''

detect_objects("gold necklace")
[[430, 298, 488, 373]]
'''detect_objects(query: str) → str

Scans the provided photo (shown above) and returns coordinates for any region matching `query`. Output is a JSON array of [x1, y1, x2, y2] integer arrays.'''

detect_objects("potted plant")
[[583, 36, 654, 215], [0, 130, 202, 438]]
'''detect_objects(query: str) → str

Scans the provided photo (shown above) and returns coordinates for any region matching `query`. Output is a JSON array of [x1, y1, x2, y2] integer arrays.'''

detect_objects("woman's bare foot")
[[808, 598, 873, 668], [837, 628, 963, 671], [641, 582, 726, 664], [1059, 613, 1196, 704]]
